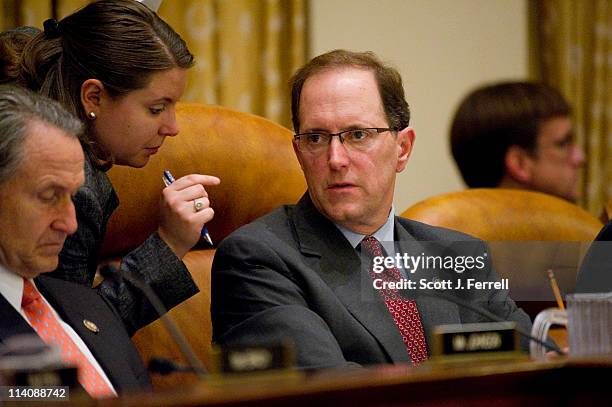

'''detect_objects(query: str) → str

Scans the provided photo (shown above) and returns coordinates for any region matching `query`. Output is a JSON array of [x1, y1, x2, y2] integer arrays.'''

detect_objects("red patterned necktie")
[[361, 236, 429, 364], [21, 278, 114, 398]]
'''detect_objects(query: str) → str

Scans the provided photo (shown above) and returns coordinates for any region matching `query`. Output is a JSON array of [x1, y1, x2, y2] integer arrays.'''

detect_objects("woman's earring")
[[87, 111, 97, 120]]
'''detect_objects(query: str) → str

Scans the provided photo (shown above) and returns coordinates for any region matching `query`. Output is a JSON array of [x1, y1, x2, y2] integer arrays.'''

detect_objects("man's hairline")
[[297, 66, 387, 133]]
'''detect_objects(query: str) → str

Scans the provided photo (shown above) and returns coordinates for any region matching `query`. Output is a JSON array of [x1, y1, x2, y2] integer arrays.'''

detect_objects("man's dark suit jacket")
[[0, 275, 151, 393], [51, 156, 198, 335], [576, 220, 612, 293], [211, 194, 532, 369]]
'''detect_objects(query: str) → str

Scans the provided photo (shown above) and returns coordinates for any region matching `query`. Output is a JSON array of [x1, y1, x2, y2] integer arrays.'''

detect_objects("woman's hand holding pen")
[[158, 173, 221, 259]]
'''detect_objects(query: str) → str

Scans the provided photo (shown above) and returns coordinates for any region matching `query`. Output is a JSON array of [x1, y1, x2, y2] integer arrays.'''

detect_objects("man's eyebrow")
[[39, 179, 81, 192], [300, 128, 328, 133], [300, 124, 371, 133]]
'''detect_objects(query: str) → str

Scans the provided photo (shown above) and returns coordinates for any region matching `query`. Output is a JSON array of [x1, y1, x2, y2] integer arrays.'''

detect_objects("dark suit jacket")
[[211, 194, 532, 369], [0, 275, 151, 393], [51, 156, 198, 335], [575, 220, 612, 293]]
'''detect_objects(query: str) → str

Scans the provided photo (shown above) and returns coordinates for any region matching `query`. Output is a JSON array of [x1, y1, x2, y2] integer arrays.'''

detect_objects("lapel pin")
[[83, 319, 100, 333]]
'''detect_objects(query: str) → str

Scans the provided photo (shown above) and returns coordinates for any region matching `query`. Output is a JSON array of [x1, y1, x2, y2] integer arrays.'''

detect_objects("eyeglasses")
[[293, 128, 396, 153]]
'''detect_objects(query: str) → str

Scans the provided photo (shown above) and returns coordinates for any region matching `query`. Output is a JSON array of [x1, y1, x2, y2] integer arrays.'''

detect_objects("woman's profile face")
[[93, 67, 188, 168]]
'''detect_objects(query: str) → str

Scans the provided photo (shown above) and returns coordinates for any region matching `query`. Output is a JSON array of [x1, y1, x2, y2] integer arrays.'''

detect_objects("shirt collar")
[[335, 206, 396, 249], [0, 263, 27, 313]]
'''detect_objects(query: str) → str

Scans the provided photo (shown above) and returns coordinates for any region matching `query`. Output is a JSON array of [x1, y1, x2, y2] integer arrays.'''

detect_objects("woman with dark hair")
[[20, 0, 219, 334]]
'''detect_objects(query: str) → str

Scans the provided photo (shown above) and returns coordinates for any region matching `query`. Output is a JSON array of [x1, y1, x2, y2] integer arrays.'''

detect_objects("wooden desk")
[[94, 358, 611, 407]]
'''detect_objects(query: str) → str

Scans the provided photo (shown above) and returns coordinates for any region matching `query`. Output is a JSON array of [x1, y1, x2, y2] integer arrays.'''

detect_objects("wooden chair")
[[401, 188, 603, 319], [99, 102, 305, 389]]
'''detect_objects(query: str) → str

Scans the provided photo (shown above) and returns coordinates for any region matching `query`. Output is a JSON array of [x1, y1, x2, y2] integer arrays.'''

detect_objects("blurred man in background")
[[451, 81, 585, 202]]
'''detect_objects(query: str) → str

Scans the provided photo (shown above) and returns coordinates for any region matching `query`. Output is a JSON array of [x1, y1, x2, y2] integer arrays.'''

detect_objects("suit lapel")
[[292, 195, 410, 363], [0, 294, 41, 346]]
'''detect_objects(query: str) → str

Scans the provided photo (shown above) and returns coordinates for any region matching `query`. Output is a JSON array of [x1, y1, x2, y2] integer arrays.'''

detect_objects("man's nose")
[[327, 136, 350, 169], [52, 200, 78, 235], [570, 144, 586, 167]]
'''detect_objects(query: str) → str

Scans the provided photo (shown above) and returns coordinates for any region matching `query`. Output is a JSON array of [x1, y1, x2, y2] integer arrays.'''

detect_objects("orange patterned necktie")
[[361, 236, 429, 364], [21, 278, 114, 398]]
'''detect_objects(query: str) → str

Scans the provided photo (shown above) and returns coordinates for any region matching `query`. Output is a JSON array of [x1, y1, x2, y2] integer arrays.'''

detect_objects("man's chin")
[[536, 183, 578, 203], [320, 204, 360, 222], [33, 257, 60, 275], [560, 187, 579, 203], [17, 268, 44, 279], [321, 206, 371, 232]]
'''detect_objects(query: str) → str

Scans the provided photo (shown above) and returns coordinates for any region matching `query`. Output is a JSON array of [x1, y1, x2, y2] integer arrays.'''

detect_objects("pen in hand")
[[162, 169, 214, 246]]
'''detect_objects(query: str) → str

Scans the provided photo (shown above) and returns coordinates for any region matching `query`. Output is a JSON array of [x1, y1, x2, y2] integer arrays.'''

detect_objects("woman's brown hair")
[[20, 0, 194, 168]]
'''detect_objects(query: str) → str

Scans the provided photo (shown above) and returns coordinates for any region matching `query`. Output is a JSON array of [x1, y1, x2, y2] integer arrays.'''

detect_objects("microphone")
[[0, 335, 63, 371], [148, 357, 198, 376], [404, 289, 565, 355], [0, 334, 79, 387], [99, 265, 208, 378]]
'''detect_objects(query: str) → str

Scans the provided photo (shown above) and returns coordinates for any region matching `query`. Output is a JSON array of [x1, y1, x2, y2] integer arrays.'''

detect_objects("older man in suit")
[[211, 50, 531, 369], [0, 85, 149, 397]]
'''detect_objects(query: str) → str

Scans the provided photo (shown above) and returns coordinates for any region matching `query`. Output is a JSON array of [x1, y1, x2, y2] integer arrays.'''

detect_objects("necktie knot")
[[361, 236, 403, 281], [21, 278, 41, 308], [360, 235, 383, 258]]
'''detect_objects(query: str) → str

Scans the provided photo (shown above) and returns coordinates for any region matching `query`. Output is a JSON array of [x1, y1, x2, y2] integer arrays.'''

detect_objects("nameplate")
[[0, 366, 78, 388], [431, 322, 523, 361], [211, 342, 295, 375]]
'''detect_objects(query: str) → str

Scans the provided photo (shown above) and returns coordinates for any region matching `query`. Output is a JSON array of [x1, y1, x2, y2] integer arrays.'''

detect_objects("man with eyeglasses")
[[211, 50, 531, 369], [451, 81, 585, 203]]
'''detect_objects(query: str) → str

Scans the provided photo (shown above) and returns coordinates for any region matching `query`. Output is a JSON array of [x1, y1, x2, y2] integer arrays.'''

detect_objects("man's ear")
[[396, 127, 415, 172], [80, 79, 105, 116], [504, 145, 535, 183]]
